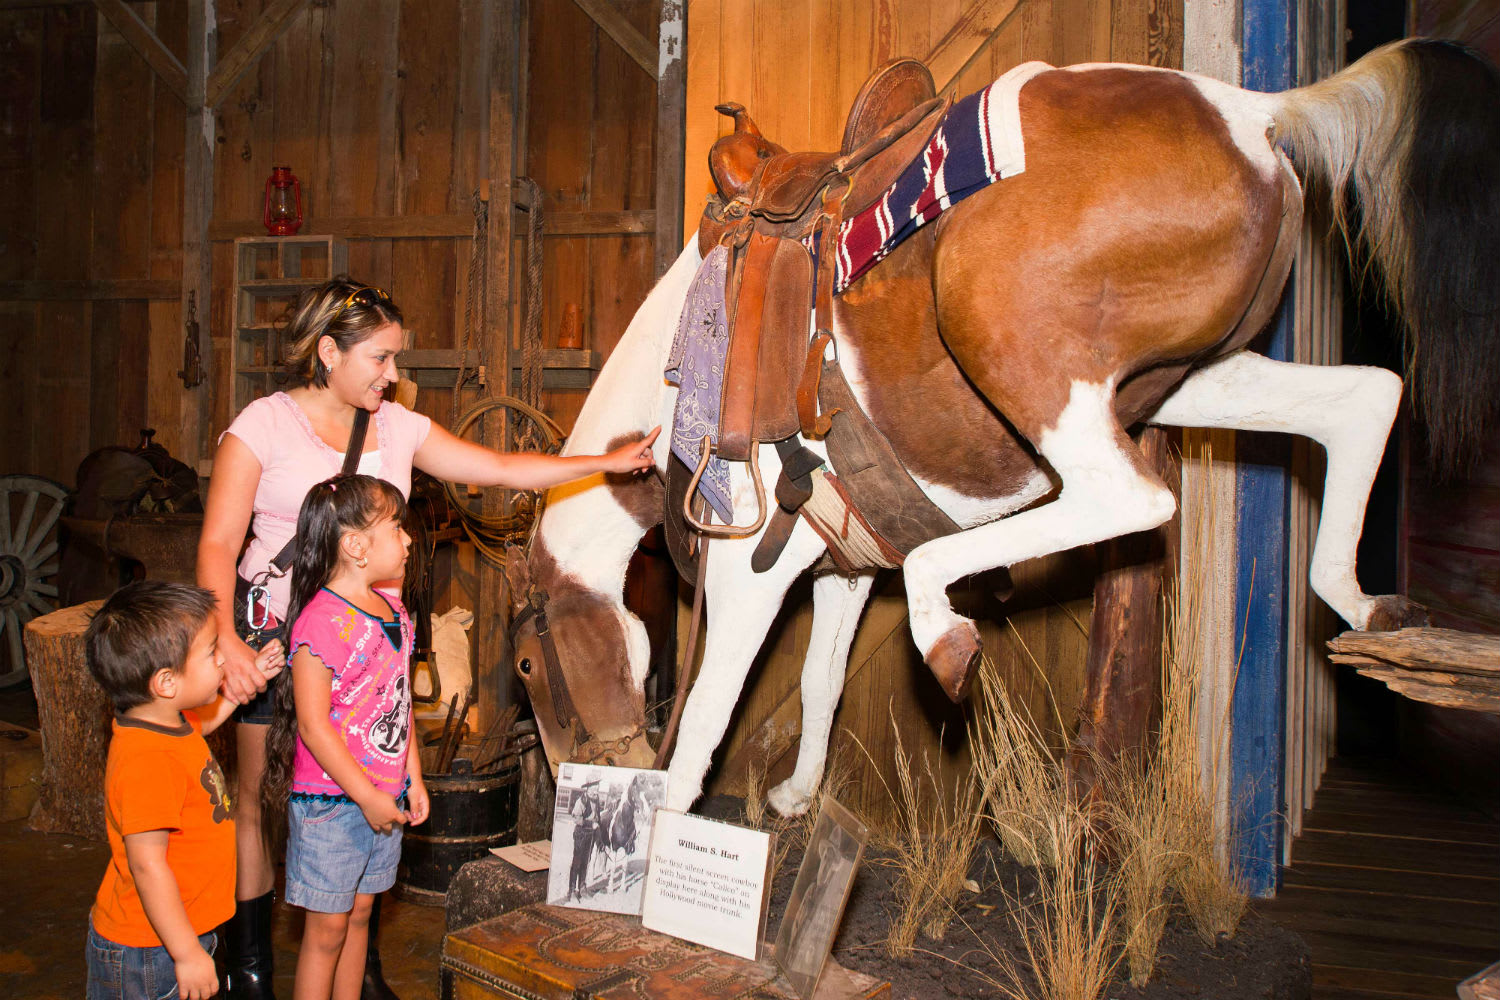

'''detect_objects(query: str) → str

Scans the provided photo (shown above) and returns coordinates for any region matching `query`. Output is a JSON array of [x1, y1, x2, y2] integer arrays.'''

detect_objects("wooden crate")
[[441, 903, 887, 1000]]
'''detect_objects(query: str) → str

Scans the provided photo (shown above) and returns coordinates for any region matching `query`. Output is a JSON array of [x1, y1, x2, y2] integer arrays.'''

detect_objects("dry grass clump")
[[990, 803, 1122, 1000], [1155, 485, 1249, 944], [853, 707, 984, 957], [1099, 749, 1179, 987], [969, 648, 1069, 867]]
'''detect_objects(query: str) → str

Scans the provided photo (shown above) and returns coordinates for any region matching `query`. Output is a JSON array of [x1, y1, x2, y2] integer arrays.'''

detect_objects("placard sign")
[[773, 797, 869, 999], [640, 809, 773, 960]]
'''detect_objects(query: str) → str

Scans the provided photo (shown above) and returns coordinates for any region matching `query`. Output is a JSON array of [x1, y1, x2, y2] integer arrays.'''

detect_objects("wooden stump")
[[25, 601, 109, 839], [24, 600, 239, 841]]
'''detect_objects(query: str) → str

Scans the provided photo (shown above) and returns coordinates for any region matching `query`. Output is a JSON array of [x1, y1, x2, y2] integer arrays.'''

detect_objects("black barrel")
[[397, 757, 519, 905]]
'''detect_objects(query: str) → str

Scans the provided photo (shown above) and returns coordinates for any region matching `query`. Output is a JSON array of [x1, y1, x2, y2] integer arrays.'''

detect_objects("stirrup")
[[683, 435, 767, 537]]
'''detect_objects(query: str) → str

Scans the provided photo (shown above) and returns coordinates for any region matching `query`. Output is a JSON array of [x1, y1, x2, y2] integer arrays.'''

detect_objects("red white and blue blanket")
[[818, 61, 1048, 293]]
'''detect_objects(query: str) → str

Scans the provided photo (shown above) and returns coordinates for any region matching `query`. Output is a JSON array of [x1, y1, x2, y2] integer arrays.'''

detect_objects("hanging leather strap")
[[265, 408, 371, 577]]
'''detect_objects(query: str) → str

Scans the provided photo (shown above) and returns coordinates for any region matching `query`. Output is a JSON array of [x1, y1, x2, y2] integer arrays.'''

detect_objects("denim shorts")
[[285, 795, 403, 913], [86, 920, 216, 1000]]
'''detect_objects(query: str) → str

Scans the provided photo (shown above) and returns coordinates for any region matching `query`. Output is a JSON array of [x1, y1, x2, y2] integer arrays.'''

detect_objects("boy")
[[84, 581, 283, 1000]]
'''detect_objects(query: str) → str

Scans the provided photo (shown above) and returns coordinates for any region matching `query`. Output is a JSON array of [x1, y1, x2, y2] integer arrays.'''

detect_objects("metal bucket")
[[397, 756, 520, 905]]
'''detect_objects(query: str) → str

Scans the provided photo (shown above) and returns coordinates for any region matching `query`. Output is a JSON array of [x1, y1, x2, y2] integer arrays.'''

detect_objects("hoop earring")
[[356, 555, 368, 569]]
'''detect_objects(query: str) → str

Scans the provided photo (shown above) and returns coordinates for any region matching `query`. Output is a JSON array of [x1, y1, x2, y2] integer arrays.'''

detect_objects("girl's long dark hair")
[[260, 474, 409, 851]]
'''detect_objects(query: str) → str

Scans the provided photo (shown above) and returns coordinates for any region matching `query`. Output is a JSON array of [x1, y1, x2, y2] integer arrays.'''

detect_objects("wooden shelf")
[[231, 236, 348, 413]]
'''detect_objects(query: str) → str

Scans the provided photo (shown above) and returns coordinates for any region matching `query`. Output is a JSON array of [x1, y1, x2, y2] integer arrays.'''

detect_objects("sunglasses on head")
[[333, 285, 391, 317]]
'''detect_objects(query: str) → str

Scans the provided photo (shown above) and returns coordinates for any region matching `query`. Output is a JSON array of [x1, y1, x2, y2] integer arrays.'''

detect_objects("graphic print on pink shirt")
[[288, 588, 412, 798]]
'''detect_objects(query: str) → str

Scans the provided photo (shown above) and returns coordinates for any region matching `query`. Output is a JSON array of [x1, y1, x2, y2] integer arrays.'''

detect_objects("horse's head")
[[505, 542, 656, 774]]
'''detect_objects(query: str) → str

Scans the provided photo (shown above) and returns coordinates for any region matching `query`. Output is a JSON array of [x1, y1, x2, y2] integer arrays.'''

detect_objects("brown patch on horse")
[[512, 538, 650, 770], [602, 434, 665, 530], [933, 67, 1285, 442], [837, 66, 1293, 499]]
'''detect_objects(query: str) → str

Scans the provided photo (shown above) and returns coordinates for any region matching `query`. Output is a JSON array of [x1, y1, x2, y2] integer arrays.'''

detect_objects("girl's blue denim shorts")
[[285, 794, 403, 913]]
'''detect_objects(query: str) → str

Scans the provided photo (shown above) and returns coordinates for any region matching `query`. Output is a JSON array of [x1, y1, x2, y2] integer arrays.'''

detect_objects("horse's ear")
[[504, 545, 530, 614]]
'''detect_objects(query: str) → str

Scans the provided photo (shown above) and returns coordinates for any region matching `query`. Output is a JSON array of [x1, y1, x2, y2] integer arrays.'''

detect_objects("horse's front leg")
[[1148, 351, 1424, 630], [902, 380, 1178, 699], [665, 450, 830, 812], [766, 570, 876, 817]]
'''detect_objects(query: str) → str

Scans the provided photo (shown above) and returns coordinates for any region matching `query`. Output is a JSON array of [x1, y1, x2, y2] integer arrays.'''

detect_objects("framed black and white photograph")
[[773, 797, 869, 998], [547, 763, 668, 915]]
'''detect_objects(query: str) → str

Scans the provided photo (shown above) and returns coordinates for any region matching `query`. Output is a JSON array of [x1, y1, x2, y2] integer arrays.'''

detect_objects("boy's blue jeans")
[[86, 920, 216, 1000]]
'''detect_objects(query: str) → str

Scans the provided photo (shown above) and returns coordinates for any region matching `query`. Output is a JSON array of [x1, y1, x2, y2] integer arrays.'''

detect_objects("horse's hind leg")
[[767, 570, 876, 817], [1148, 350, 1425, 630], [903, 379, 1178, 699]]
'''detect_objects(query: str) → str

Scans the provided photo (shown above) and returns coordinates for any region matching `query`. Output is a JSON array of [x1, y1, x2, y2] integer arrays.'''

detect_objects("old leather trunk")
[[441, 903, 888, 1000]]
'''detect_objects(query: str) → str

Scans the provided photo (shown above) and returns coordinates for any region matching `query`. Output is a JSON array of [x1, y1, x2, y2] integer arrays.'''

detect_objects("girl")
[[260, 475, 429, 1000]]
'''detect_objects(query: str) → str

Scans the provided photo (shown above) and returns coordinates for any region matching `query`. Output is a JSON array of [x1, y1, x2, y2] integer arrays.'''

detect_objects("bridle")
[[507, 586, 650, 765]]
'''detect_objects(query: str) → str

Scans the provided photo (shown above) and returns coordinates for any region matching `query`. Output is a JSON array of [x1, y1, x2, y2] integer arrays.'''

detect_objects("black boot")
[[222, 891, 276, 999], [361, 894, 402, 1000]]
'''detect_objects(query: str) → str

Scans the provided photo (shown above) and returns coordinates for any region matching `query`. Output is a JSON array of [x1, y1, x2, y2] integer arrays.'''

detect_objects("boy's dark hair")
[[85, 581, 217, 711]]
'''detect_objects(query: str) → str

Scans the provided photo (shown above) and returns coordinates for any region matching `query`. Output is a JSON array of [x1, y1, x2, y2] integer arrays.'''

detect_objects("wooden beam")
[[925, 0, 1023, 93], [0, 0, 89, 8], [0, 279, 179, 301], [92, 0, 188, 104], [475, 0, 524, 735], [570, 0, 656, 78], [209, 214, 474, 241], [209, 211, 651, 241], [203, 0, 308, 109], [654, 0, 686, 277], [545, 209, 655, 236], [178, 0, 215, 467]]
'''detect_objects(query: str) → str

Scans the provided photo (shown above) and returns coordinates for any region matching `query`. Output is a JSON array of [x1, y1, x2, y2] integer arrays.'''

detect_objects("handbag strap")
[[266, 408, 371, 576]]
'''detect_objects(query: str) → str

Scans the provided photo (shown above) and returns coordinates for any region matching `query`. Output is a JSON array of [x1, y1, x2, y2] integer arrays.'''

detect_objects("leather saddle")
[[697, 58, 944, 470]]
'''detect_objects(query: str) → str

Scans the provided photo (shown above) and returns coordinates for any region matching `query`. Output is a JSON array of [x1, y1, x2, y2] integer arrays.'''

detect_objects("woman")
[[197, 279, 655, 999]]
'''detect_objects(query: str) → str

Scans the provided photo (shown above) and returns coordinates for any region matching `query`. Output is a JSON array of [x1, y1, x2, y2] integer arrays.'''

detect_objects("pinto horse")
[[505, 40, 1500, 815]]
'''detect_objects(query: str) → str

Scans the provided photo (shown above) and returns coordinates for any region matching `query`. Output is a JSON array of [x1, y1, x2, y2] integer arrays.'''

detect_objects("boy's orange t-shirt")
[[91, 709, 236, 947]]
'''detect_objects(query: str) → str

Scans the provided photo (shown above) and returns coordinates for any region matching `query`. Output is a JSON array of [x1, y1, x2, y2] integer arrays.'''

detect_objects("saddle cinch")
[[682, 58, 951, 551]]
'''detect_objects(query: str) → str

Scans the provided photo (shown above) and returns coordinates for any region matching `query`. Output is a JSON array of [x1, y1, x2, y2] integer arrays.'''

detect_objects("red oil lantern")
[[263, 166, 303, 235]]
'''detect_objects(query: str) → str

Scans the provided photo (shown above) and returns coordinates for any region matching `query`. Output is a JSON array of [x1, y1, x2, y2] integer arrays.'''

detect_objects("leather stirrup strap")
[[652, 538, 708, 769], [268, 407, 370, 577], [751, 437, 826, 573]]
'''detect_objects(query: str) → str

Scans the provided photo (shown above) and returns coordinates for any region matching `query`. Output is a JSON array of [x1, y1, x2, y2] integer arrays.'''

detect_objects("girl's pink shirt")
[[288, 588, 413, 798], [220, 392, 431, 620]]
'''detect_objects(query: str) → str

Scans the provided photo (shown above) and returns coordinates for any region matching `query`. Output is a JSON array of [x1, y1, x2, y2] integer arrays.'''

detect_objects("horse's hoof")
[[767, 781, 812, 818], [1364, 595, 1429, 632], [925, 622, 982, 703]]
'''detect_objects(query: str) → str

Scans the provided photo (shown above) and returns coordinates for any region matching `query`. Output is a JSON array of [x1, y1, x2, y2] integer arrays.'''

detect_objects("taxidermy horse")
[[505, 39, 1500, 816]]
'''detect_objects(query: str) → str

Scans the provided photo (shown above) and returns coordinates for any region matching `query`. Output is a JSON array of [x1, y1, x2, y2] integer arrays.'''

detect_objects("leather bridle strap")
[[509, 588, 591, 744]]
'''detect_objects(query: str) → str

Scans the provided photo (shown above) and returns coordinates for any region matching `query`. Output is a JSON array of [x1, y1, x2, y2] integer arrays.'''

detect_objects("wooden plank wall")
[[0, 1, 662, 620], [684, 0, 1185, 823], [1282, 0, 1344, 863]]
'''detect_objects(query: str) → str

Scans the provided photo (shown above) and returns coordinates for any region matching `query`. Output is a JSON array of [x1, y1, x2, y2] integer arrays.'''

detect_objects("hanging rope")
[[441, 394, 566, 562], [516, 177, 547, 453], [454, 187, 490, 425]]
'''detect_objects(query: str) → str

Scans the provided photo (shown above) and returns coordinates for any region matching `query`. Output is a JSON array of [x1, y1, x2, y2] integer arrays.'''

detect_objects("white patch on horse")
[[1148, 351, 1401, 629], [913, 473, 1053, 529], [903, 379, 1176, 657]]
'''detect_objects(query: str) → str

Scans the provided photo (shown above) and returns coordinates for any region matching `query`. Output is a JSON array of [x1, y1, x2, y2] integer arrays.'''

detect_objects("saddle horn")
[[708, 102, 786, 203]]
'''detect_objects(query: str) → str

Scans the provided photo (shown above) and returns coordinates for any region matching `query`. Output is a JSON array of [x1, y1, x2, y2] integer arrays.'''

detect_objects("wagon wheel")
[[442, 396, 565, 563], [0, 475, 69, 688]]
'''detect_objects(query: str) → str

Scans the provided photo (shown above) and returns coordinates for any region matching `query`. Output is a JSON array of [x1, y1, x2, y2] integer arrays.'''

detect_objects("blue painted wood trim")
[[1232, 0, 1296, 898]]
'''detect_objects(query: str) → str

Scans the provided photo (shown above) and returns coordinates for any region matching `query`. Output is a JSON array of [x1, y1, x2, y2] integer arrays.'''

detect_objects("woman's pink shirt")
[[219, 392, 431, 620]]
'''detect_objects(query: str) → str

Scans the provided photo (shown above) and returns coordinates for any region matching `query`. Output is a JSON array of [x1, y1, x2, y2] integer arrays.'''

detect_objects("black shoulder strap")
[[268, 408, 371, 576]]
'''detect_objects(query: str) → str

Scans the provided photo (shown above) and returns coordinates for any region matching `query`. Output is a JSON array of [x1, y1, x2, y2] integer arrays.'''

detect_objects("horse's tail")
[[1271, 38, 1500, 475]]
